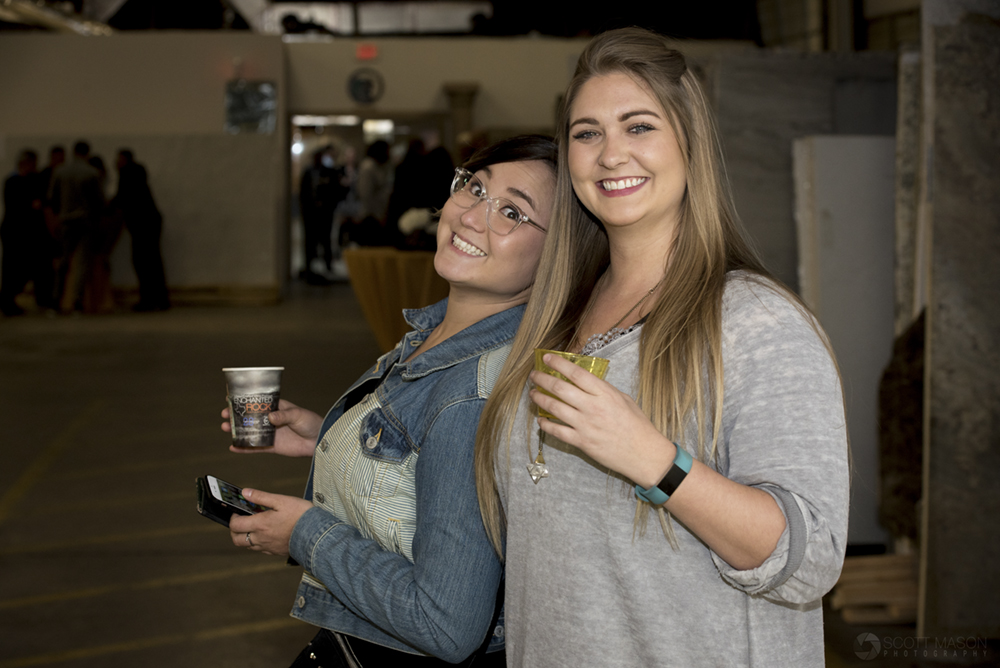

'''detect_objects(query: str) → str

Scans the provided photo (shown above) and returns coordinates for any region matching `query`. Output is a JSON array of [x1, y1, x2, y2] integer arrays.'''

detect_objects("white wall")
[[0, 33, 285, 135], [0, 33, 287, 294], [286, 37, 584, 128], [283, 37, 748, 127]]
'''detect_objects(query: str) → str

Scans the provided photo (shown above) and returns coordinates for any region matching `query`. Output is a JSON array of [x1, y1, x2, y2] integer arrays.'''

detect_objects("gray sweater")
[[498, 274, 849, 667]]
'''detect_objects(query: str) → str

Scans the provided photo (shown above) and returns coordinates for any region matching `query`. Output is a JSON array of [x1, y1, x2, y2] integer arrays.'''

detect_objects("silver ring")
[[245, 532, 253, 547]]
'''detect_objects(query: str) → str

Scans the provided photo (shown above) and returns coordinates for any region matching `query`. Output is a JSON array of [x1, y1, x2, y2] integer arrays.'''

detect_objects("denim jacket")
[[288, 299, 523, 661]]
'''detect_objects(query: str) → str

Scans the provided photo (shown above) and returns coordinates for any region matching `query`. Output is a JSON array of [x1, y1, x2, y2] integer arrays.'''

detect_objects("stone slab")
[[922, 2, 1000, 638], [712, 50, 897, 292]]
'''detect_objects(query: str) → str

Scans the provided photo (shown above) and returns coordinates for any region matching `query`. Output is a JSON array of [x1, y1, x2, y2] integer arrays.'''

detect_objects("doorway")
[[288, 112, 452, 282]]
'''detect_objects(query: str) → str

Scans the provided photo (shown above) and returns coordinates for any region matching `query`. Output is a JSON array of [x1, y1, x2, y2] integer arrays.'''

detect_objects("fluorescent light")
[[292, 114, 361, 127]]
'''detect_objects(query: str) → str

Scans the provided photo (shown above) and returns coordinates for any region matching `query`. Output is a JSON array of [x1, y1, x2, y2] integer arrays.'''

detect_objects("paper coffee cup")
[[223, 367, 283, 449], [533, 349, 610, 420]]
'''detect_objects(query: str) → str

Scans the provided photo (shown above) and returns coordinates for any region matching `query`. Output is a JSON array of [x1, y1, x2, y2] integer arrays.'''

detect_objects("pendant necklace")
[[576, 272, 663, 354], [528, 272, 664, 484]]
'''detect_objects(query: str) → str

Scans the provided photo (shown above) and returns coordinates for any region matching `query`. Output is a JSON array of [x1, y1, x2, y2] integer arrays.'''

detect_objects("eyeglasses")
[[449, 167, 546, 235]]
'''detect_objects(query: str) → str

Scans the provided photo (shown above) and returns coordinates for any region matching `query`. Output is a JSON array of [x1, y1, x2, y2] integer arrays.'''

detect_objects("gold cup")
[[533, 349, 610, 419]]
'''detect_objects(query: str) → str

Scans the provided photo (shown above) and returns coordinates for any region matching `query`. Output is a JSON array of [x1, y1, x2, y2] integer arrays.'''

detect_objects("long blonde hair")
[[474, 28, 782, 555]]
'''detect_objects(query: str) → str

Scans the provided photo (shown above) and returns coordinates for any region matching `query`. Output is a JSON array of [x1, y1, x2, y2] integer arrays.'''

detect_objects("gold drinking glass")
[[533, 349, 610, 419]]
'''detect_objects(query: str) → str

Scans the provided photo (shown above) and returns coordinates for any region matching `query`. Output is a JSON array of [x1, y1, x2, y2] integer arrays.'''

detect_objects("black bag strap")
[[341, 360, 395, 413]]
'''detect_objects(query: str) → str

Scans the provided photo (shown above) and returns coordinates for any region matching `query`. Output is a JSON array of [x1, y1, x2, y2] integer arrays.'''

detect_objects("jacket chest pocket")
[[350, 410, 415, 501]]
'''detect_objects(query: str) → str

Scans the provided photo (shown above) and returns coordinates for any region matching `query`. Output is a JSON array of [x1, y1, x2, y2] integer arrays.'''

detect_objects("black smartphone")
[[196, 475, 268, 527]]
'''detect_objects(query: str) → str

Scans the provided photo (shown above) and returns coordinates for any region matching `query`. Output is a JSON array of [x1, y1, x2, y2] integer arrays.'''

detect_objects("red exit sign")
[[356, 43, 378, 60]]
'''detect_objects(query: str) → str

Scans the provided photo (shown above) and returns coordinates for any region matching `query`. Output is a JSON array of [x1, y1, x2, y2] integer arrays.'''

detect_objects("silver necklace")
[[576, 272, 663, 354]]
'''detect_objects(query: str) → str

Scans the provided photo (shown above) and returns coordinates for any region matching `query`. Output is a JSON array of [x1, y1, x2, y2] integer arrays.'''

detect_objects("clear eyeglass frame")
[[449, 167, 546, 235]]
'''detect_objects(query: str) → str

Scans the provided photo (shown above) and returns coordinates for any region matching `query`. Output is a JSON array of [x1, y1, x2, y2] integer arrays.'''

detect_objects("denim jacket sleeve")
[[288, 396, 502, 662]]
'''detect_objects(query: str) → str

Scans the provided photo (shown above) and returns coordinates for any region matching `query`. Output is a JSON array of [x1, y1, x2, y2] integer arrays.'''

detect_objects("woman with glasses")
[[475, 29, 849, 666], [221, 135, 556, 667]]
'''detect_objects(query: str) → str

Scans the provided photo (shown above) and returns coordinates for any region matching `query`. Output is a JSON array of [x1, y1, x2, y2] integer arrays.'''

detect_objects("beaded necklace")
[[575, 272, 663, 355]]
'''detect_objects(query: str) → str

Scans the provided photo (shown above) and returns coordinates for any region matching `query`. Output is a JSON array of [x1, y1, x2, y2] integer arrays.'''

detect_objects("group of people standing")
[[298, 134, 456, 282], [219, 27, 849, 668], [0, 141, 169, 317]]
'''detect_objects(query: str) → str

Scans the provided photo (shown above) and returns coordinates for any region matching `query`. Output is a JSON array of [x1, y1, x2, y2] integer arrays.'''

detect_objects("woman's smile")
[[451, 233, 486, 257], [598, 176, 649, 196]]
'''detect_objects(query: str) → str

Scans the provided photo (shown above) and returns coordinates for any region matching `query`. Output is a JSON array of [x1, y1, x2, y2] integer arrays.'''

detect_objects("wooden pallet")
[[830, 553, 918, 624]]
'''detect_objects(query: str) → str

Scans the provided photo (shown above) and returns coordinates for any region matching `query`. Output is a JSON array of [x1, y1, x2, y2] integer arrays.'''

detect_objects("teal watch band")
[[635, 444, 693, 506]]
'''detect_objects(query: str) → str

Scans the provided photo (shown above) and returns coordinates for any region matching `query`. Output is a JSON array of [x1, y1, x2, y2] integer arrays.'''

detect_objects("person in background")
[[419, 136, 456, 211], [0, 150, 50, 316], [386, 138, 427, 233], [49, 140, 102, 313], [36, 145, 65, 309], [113, 149, 169, 312], [82, 154, 122, 314], [342, 139, 395, 247], [328, 144, 360, 278], [299, 145, 347, 283], [38, 145, 65, 203], [475, 28, 849, 667], [357, 139, 392, 226], [389, 133, 456, 251], [220, 135, 558, 667]]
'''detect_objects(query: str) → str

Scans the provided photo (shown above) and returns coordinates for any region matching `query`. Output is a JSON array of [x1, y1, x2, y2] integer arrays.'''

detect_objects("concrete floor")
[[0, 283, 945, 667], [0, 284, 379, 667]]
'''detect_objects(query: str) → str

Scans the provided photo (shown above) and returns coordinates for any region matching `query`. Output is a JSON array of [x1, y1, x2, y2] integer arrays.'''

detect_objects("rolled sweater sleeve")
[[707, 278, 849, 605], [289, 398, 502, 662]]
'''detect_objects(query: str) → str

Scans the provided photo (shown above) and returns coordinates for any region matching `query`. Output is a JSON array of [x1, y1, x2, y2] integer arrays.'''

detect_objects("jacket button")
[[494, 625, 504, 638], [365, 436, 378, 450], [319, 442, 328, 453], [362, 393, 371, 404], [297, 596, 306, 608], [314, 492, 325, 504]]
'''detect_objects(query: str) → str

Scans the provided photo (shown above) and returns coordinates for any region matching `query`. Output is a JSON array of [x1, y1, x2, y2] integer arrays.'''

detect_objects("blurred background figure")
[[386, 138, 427, 232], [341, 139, 393, 248], [113, 148, 169, 312], [38, 145, 65, 195], [0, 149, 54, 316], [49, 140, 102, 314], [38, 145, 65, 302], [420, 133, 455, 209], [387, 134, 454, 251], [298, 145, 348, 284], [82, 154, 123, 314], [39, 145, 64, 228], [330, 144, 359, 278]]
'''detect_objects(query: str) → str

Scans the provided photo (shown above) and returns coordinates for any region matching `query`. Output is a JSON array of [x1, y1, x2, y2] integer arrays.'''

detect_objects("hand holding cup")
[[532, 349, 609, 420], [221, 399, 323, 458], [224, 367, 283, 449], [529, 351, 675, 486]]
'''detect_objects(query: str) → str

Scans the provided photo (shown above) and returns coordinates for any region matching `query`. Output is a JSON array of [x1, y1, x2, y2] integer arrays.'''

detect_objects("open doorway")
[[288, 112, 453, 284]]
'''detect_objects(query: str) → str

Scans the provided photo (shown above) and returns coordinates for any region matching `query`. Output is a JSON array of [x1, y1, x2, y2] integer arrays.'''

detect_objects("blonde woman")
[[475, 28, 849, 667]]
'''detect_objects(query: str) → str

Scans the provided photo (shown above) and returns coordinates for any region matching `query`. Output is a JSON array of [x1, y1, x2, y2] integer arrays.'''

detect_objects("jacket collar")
[[397, 298, 525, 380]]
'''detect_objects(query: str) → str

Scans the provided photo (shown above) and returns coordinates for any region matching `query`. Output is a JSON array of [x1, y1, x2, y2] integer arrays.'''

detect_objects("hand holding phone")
[[196, 475, 268, 527]]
